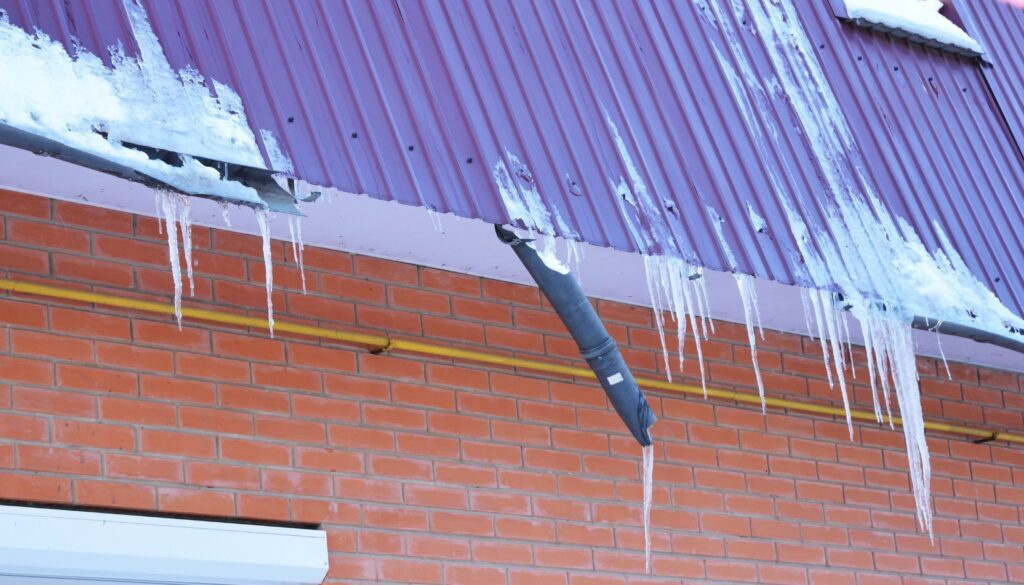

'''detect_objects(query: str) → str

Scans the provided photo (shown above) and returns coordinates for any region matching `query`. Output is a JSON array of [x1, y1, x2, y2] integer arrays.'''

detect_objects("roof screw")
[[351, 132, 358, 138], [466, 157, 473, 164], [408, 145, 415, 151], [287, 116, 295, 123]]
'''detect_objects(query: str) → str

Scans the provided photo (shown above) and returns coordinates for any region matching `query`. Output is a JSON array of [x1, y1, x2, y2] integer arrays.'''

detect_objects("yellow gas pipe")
[[0, 277, 1020, 445]]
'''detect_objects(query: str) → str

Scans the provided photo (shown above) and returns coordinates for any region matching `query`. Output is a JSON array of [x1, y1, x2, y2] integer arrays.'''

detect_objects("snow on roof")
[[0, 1, 281, 206], [843, 0, 984, 55]]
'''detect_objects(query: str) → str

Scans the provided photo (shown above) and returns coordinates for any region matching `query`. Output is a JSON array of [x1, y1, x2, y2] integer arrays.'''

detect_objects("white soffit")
[[0, 144, 1021, 373], [0, 505, 328, 585]]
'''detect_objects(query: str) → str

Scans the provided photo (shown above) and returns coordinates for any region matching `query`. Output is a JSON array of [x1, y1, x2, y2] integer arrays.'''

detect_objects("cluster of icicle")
[[156, 193, 308, 339], [642, 255, 938, 539]]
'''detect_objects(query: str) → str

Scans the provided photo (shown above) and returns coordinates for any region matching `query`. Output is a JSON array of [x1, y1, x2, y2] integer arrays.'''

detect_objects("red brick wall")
[[0, 189, 1023, 584]]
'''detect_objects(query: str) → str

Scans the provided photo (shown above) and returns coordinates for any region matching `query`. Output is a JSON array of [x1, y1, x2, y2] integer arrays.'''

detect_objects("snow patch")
[[843, 0, 984, 55], [260, 129, 294, 174], [0, 2, 269, 205], [493, 152, 581, 275]]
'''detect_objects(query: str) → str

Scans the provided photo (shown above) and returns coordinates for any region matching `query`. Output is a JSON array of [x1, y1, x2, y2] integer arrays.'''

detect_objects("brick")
[[133, 323, 207, 353], [7, 218, 88, 252], [0, 298, 47, 328], [357, 305, 422, 334], [175, 353, 250, 383], [288, 343, 357, 373], [105, 453, 183, 482], [368, 454, 432, 480], [53, 254, 134, 287], [74, 479, 156, 510], [212, 331, 285, 362], [389, 286, 450, 314], [96, 342, 173, 373], [14, 386, 94, 417], [407, 535, 471, 560], [296, 447, 363, 473], [54, 420, 134, 450], [158, 487, 235, 516], [445, 565, 505, 585], [255, 416, 325, 443], [140, 374, 215, 404], [405, 485, 468, 510], [0, 356, 55, 385], [186, 461, 260, 489], [473, 540, 533, 564], [432, 511, 493, 536], [422, 315, 484, 344], [221, 437, 291, 466], [57, 364, 138, 395], [323, 373, 389, 402], [180, 406, 253, 435], [138, 429, 215, 458], [263, 469, 332, 496], [284, 293, 355, 324], [50, 307, 130, 339], [238, 494, 290, 521], [363, 403, 426, 430], [378, 559, 442, 584], [19, 445, 100, 475], [220, 385, 290, 413]]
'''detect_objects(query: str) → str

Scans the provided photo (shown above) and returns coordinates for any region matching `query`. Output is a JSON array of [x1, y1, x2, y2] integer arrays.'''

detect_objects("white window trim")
[[0, 505, 328, 585]]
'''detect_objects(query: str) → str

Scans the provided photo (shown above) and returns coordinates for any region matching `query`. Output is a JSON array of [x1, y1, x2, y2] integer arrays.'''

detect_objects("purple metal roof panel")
[[2, 0, 1023, 318]]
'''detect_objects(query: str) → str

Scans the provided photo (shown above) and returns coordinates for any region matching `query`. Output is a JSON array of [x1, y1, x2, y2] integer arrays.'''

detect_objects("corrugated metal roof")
[[2, 0, 1023, 319], [960, 0, 1024, 158]]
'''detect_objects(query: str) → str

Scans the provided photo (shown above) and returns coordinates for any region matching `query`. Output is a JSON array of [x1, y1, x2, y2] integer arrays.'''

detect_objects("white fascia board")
[[0, 505, 328, 585]]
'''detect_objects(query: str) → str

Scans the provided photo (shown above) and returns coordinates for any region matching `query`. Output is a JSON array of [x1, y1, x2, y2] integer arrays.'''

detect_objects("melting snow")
[[843, 0, 984, 55], [259, 129, 295, 174], [690, 0, 1018, 536], [0, 1, 268, 205], [493, 152, 581, 275]]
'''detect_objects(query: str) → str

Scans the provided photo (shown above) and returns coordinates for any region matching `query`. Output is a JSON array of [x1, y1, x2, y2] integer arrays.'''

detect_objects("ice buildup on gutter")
[[0, 1, 276, 206], [841, 0, 985, 56]]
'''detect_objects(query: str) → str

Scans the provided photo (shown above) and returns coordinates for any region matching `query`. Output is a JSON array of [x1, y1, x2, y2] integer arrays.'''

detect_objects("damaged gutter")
[[495, 225, 656, 446]]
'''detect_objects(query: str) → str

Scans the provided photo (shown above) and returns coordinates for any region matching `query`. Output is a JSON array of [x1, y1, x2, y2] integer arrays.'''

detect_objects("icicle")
[[860, 317, 883, 424], [220, 202, 232, 227], [932, 320, 952, 380], [807, 290, 834, 389], [157, 193, 182, 328], [427, 207, 445, 234], [695, 272, 716, 336], [736, 275, 766, 412], [841, 310, 856, 379], [643, 256, 673, 382], [296, 216, 307, 294], [799, 288, 815, 339], [255, 209, 275, 337], [678, 265, 707, 396], [287, 216, 307, 294], [819, 291, 852, 438], [177, 195, 194, 297], [641, 443, 655, 574], [155, 192, 163, 235]]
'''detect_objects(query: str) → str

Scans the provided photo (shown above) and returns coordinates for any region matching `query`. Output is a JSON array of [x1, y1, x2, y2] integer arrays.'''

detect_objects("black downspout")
[[496, 225, 656, 446]]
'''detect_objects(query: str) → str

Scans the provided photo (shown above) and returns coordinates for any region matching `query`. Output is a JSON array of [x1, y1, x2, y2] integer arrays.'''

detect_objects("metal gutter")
[[0, 277, 1020, 446]]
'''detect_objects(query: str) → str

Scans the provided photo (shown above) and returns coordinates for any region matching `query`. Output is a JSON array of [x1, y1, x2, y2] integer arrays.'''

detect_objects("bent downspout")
[[495, 225, 656, 446]]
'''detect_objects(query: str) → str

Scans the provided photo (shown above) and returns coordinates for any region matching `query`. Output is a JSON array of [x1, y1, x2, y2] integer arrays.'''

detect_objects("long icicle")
[[736, 275, 766, 412], [157, 193, 182, 328], [255, 209, 275, 337], [178, 195, 194, 297], [642, 443, 655, 574]]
